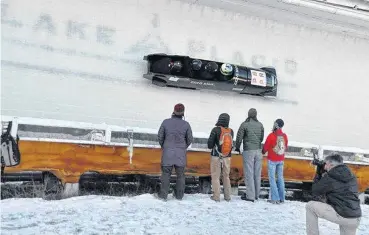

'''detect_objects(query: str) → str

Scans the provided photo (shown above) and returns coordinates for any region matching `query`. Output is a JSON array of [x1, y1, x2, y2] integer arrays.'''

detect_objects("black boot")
[[241, 193, 254, 202]]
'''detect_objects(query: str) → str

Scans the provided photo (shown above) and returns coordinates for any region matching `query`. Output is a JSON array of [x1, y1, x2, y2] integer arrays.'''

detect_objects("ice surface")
[[2, 0, 369, 149], [1, 194, 368, 235]]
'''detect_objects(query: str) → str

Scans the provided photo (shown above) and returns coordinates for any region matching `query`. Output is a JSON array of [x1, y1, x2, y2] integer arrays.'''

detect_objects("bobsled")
[[143, 53, 278, 97]]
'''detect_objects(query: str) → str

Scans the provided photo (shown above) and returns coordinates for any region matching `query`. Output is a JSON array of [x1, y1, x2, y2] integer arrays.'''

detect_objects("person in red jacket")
[[262, 119, 288, 204]]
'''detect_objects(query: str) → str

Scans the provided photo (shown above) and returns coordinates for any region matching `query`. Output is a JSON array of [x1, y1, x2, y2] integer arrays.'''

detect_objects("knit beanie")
[[248, 108, 257, 118], [173, 103, 185, 116], [274, 118, 284, 129]]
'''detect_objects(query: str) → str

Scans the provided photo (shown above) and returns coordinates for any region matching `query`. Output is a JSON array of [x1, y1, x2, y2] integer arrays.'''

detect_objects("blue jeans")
[[268, 160, 285, 201]]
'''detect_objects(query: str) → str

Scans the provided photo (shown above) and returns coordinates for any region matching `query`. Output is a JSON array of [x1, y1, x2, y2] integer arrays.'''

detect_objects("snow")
[[5, 115, 369, 154], [318, 0, 369, 11], [1, 194, 368, 235], [281, 0, 369, 20]]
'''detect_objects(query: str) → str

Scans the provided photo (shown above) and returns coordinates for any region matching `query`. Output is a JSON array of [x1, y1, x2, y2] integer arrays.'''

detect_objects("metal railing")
[[2, 115, 369, 165]]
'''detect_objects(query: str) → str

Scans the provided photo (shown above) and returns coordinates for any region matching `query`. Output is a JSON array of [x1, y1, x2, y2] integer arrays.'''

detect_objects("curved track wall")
[[1, 0, 369, 148]]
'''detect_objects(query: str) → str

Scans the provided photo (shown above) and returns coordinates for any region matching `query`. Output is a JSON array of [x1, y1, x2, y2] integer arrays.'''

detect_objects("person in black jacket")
[[305, 154, 362, 235], [207, 113, 234, 202]]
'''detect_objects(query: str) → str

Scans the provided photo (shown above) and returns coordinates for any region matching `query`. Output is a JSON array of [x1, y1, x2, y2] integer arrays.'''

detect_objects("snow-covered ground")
[[1, 194, 368, 235]]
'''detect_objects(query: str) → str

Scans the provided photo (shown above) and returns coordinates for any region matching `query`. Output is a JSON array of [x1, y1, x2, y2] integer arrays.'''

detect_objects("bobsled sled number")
[[250, 70, 266, 87], [169, 77, 179, 82]]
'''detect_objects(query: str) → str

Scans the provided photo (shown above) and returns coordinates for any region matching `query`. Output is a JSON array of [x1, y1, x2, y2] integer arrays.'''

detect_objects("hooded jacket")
[[207, 113, 234, 157], [312, 164, 362, 218]]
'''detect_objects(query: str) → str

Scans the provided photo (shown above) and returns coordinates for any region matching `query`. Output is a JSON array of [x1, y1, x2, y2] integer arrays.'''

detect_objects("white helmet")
[[220, 63, 233, 76]]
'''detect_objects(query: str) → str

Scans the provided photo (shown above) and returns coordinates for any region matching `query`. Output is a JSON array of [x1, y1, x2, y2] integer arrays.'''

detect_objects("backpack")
[[272, 134, 286, 156], [1, 122, 21, 167], [216, 126, 233, 157]]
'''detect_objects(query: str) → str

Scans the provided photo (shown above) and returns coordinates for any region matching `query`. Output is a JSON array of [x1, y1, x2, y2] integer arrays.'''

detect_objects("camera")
[[312, 157, 326, 168], [310, 147, 326, 181]]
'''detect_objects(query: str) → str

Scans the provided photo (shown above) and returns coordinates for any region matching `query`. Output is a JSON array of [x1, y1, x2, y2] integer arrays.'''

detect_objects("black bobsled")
[[143, 53, 278, 97]]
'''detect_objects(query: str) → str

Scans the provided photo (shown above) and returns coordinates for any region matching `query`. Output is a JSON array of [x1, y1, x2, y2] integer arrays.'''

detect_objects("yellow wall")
[[4, 140, 369, 193]]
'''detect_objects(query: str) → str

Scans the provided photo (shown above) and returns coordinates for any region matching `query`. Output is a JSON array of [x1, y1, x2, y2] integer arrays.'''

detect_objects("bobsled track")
[[2, 0, 369, 149], [1, 0, 369, 202]]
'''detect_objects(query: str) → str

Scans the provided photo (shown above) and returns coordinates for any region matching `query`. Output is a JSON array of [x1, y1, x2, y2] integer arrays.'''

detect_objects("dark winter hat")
[[274, 118, 284, 129], [216, 113, 230, 128], [173, 103, 185, 116], [248, 108, 257, 118]]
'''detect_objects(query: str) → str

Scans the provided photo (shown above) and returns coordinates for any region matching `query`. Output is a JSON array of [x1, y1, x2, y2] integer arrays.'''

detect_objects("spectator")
[[157, 103, 193, 201], [262, 118, 288, 204], [207, 113, 234, 202], [306, 154, 362, 235], [235, 108, 264, 202]]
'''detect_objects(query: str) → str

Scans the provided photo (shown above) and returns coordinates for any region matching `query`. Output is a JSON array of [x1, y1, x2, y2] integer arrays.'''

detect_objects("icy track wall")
[[1, 0, 369, 149]]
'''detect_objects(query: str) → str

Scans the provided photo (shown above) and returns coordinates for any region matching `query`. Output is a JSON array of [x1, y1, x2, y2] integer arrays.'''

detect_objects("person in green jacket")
[[235, 108, 264, 202]]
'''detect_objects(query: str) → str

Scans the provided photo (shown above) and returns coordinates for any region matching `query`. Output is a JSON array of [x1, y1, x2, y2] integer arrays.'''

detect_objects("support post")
[[127, 129, 134, 164]]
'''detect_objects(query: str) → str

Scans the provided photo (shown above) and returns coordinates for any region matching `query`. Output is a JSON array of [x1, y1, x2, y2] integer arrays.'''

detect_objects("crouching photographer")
[[306, 153, 362, 235]]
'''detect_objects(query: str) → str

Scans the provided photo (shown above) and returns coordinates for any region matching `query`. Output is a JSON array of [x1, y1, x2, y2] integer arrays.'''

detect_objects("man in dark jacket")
[[235, 108, 264, 202], [306, 154, 362, 235], [157, 103, 193, 200], [207, 113, 234, 202]]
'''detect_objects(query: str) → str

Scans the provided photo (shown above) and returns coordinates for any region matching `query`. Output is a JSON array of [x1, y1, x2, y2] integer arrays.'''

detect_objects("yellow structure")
[[2, 116, 369, 197], [4, 140, 369, 193]]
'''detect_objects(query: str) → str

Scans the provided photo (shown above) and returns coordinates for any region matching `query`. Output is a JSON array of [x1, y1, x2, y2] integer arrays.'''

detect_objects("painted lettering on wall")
[[252, 55, 298, 75], [66, 21, 87, 40], [2, 1, 297, 76], [33, 14, 56, 35], [2, 2, 116, 45], [1, 2, 23, 27], [188, 40, 298, 75]]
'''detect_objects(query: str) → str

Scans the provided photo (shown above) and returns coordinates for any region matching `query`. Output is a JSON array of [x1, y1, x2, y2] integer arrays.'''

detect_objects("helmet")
[[170, 61, 183, 72], [220, 63, 233, 76], [191, 59, 202, 71], [205, 62, 218, 73]]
